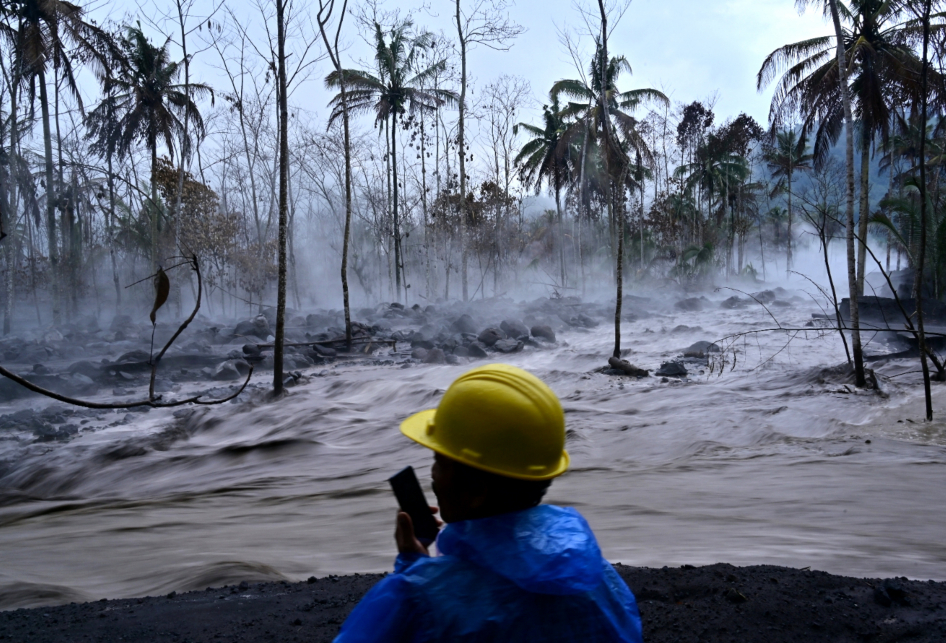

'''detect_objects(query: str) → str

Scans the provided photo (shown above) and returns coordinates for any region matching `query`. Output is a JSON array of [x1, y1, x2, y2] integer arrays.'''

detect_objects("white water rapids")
[[1, 293, 944, 610]]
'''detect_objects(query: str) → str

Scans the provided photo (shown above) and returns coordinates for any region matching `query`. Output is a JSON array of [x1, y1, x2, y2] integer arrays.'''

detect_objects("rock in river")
[[655, 361, 688, 377], [453, 314, 478, 334], [493, 338, 523, 353], [466, 342, 489, 358], [500, 319, 529, 339], [531, 324, 556, 342], [477, 327, 505, 347], [683, 341, 721, 357], [423, 348, 446, 364]]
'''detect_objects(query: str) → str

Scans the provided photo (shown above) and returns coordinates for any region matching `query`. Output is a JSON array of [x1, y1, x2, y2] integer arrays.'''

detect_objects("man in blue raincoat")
[[334, 364, 643, 643]]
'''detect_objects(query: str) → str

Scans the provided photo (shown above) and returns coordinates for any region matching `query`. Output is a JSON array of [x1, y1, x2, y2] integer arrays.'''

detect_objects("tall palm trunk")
[[856, 138, 870, 295], [555, 184, 565, 287], [5, 58, 20, 335], [597, 0, 623, 357], [150, 141, 159, 272], [340, 81, 353, 349], [38, 69, 60, 325], [786, 165, 793, 277], [828, 0, 867, 387], [392, 111, 402, 302]]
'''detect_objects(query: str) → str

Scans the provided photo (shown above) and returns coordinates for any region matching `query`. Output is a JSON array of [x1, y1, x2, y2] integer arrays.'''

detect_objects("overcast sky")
[[88, 0, 831, 136]]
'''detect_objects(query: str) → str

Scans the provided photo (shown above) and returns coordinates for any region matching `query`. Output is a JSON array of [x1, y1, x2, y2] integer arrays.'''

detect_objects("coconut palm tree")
[[514, 95, 573, 287], [757, 0, 940, 293], [326, 20, 457, 302], [551, 42, 667, 231], [0, 0, 115, 323], [674, 133, 749, 244], [86, 24, 210, 272], [764, 129, 813, 275]]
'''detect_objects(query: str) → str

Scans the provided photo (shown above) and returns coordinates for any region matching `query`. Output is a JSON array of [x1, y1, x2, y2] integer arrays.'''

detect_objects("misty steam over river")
[[0, 290, 944, 610]]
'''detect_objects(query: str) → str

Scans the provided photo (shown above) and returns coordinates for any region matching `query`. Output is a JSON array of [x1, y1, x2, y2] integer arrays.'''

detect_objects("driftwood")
[[608, 357, 650, 377], [0, 254, 254, 409]]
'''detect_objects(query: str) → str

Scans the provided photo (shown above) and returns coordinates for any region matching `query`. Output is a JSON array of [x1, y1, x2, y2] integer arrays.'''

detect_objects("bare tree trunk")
[[273, 0, 289, 395], [915, 0, 933, 419], [38, 69, 61, 325], [828, 0, 866, 387], [455, 0, 469, 301], [174, 0, 192, 317], [317, 0, 354, 349], [421, 103, 430, 302]]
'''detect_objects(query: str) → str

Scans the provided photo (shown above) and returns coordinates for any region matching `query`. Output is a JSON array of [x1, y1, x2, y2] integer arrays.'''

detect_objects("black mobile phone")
[[388, 466, 440, 545]]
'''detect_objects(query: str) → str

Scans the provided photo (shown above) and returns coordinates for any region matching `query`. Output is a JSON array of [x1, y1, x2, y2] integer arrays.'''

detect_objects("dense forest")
[[0, 0, 943, 402]]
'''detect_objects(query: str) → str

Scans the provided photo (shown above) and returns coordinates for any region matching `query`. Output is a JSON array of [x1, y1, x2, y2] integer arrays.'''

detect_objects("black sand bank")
[[2, 563, 945, 642]]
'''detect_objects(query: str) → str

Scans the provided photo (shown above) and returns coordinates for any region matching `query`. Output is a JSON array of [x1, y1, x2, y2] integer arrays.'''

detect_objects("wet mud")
[[2, 564, 945, 642]]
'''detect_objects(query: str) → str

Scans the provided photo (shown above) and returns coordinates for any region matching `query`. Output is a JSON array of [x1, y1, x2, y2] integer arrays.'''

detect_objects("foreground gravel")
[[2, 563, 945, 642]]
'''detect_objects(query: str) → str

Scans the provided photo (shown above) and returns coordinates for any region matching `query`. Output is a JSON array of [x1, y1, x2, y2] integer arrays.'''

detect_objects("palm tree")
[[551, 43, 667, 242], [86, 24, 210, 272], [757, 0, 937, 292], [764, 129, 813, 275], [326, 20, 456, 302], [758, 0, 937, 388], [514, 96, 573, 287], [0, 0, 115, 323], [674, 133, 749, 244]]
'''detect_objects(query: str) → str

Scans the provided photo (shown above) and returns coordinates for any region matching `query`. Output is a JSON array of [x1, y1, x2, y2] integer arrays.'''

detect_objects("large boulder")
[[411, 347, 429, 361], [466, 341, 489, 358], [493, 338, 523, 353], [750, 290, 777, 304], [567, 313, 598, 328], [453, 314, 478, 334], [655, 361, 688, 377], [720, 296, 749, 309], [607, 357, 649, 377], [68, 360, 103, 380], [683, 341, 721, 358], [423, 348, 446, 364], [477, 327, 505, 347], [530, 325, 556, 342], [500, 319, 529, 339], [311, 344, 337, 358], [235, 317, 271, 339], [675, 297, 705, 312]]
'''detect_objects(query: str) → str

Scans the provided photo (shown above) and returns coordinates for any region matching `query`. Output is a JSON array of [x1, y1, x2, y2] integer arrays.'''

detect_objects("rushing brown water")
[[1, 296, 944, 610]]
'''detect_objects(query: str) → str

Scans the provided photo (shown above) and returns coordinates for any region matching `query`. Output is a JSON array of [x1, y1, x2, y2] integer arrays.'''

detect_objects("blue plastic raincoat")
[[334, 505, 643, 642]]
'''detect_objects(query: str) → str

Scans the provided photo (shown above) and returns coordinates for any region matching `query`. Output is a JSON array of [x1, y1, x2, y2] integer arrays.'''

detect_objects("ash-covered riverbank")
[[2, 564, 945, 642]]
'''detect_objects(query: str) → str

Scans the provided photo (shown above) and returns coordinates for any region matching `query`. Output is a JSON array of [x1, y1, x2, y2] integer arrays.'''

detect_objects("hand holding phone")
[[389, 466, 440, 547]]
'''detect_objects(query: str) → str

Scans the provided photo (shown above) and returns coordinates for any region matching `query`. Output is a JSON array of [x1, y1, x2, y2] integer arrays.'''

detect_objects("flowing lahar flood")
[[1, 295, 945, 610]]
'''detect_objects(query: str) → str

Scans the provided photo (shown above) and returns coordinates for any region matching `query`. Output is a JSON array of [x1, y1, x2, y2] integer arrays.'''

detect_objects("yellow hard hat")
[[400, 363, 569, 480]]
